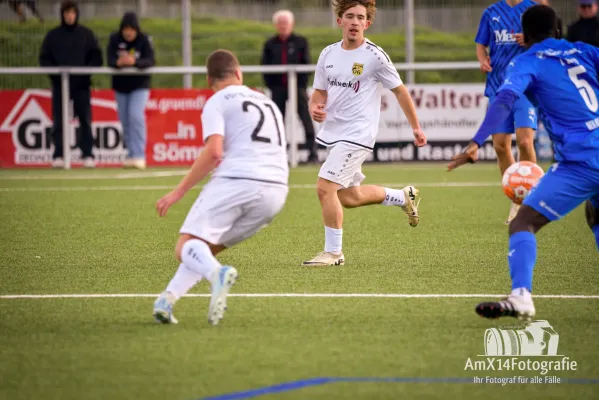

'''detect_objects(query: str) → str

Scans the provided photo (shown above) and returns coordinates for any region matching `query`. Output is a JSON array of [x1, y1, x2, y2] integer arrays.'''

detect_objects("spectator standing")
[[39, 0, 103, 168], [261, 10, 318, 163], [107, 12, 155, 170], [567, 0, 599, 47], [7, 1, 43, 23]]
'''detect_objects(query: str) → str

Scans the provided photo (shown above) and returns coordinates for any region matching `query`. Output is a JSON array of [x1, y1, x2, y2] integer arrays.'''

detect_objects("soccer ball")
[[502, 161, 545, 205]]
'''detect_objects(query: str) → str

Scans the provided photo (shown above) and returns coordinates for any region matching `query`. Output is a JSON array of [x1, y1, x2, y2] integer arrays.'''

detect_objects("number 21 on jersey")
[[242, 100, 284, 146]]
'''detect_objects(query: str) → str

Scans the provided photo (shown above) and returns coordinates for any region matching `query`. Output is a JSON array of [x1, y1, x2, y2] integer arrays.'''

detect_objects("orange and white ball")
[[502, 161, 545, 205]]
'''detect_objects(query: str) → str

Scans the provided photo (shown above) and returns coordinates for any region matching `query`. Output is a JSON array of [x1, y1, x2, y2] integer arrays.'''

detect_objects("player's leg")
[[338, 184, 420, 227], [476, 162, 596, 321], [492, 133, 515, 176], [586, 198, 599, 250], [153, 180, 240, 325], [303, 144, 363, 266], [513, 96, 538, 166]]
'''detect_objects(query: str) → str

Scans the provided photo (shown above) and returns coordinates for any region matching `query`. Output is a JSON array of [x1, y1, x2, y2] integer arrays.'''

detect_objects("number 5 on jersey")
[[568, 65, 599, 112], [242, 100, 284, 146]]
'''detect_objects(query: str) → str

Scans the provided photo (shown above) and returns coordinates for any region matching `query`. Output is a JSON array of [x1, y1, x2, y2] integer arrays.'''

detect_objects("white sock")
[[181, 239, 221, 284], [165, 263, 203, 300], [511, 287, 532, 299], [381, 188, 406, 206], [324, 226, 342, 254]]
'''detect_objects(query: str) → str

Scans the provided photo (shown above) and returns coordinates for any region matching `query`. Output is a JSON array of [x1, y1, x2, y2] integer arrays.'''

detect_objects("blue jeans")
[[115, 89, 150, 159]]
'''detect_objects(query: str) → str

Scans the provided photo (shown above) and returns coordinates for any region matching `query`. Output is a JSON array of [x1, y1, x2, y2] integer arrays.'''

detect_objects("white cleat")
[[475, 289, 536, 321], [153, 291, 178, 324], [82, 157, 96, 169], [208, 266, 238, 326], [506, 203, 520, 225], [51, 158, 64, 168], [302, 251, 345, 266], [401, 186, 420, 227]]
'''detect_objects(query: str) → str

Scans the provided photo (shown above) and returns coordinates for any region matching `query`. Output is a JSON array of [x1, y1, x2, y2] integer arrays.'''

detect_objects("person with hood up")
[[39, 0, 103, 168], [107, 11, 155, 170]]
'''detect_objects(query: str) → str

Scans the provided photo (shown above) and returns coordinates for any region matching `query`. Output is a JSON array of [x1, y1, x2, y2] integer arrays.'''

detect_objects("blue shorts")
[[524, 162, 599, 221], [487, 94, 537, 135]]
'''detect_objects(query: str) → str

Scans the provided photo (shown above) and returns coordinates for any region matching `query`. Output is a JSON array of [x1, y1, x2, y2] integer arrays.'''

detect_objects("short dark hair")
[[60, 0, 78, 13], [206, 50, 240, 80], [522, 5, 558, 44]]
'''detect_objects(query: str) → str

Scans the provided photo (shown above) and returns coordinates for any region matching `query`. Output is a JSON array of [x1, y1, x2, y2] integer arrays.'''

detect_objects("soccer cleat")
[[82, 157, 96, 169], [208, 266, 238, 326], [51, 158, 64, 168], [401, 186, 420, 227], [505, 203, 520, 225], [475, 291, 536, 322], [302, 251, 345, 266], [153, 291, 178, 324]]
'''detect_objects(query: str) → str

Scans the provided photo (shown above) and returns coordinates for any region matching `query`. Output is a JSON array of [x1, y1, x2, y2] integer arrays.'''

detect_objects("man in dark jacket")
[[39, 0, 103, 168], [567, 0, 599, 47], [107, 11, 155, 170], [261, 10, 317, 163]]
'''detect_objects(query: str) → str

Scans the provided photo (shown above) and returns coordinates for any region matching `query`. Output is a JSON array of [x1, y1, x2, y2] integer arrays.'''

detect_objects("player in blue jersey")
[[475, 0, 539, 224], [449, 4, 599, 321]]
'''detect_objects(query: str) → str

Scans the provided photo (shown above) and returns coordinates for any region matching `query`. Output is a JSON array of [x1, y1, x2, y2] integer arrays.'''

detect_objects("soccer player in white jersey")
[[152, 50, 289, 325], [302, 0, 427, 266]]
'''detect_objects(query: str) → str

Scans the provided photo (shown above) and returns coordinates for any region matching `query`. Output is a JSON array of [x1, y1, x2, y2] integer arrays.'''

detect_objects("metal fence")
[[0, 61, 480, 168]]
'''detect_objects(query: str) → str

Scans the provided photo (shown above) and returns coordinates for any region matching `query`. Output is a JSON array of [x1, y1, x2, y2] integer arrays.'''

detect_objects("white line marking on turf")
[[1, 293, 598, 299], [0, 182, 500, 192]]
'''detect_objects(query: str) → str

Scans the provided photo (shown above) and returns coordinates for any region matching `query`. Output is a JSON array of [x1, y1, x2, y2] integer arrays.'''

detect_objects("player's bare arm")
[[309, 89, 328, 123], [156, 135, 224, 217], [390, 85, 427, 147], [476, 44, 492, 72], [447, 142, 479, 171]]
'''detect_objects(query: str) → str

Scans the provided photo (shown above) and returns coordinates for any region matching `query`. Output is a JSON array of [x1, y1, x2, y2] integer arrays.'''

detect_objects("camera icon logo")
[[484, 320, 560, 356]]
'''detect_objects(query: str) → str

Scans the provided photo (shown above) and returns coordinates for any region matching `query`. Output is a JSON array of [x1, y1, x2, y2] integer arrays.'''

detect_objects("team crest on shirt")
[[352, 62, 364, 76]]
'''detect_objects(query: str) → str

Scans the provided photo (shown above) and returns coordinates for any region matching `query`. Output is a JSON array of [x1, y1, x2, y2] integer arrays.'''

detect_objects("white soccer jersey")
[[313, 39, 403, 150], [201, 85, 289, 185]]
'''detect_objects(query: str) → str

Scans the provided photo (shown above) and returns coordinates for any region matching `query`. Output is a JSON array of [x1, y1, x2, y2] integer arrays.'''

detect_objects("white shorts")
[[180, 177, 288, 248], [318, 142, 371, 188]]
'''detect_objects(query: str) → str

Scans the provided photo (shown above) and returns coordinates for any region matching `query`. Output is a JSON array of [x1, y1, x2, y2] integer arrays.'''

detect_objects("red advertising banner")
[[0, 89, 213, 168]]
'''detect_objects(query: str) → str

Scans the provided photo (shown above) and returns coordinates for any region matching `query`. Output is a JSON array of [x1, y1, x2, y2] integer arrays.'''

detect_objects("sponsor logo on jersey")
[[352, 62, 364, 76], [494, 29, 517, 44], [327, 78, 361, 93]]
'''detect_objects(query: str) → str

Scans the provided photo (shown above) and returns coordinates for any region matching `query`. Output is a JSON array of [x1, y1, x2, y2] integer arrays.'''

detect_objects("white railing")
[[0, 62, 480, 168]]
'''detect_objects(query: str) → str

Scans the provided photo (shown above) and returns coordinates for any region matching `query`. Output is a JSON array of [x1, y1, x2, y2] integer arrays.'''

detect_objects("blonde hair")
[[272, 10, 294, 25]]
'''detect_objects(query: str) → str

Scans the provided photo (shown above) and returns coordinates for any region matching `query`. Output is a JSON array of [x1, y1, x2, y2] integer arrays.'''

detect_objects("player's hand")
[[480, 56, 492, 73], [447, 142, 479, 171], [310, 103, 326, 123], [515, 33, 525, 46], [413, 128, 427, 147], [156, 189, 184, 217]]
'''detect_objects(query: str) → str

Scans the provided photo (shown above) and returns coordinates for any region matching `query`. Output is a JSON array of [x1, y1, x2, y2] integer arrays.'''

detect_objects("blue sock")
[[593, 226, 599, 251], [508, 231, 537, 292]]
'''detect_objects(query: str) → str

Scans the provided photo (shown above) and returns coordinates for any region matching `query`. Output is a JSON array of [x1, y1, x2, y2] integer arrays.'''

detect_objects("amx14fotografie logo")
[[465, 320, 578, 385]]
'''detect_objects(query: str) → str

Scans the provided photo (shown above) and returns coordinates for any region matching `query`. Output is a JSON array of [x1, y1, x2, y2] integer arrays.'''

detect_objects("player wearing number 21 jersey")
[[449, 5, 599, 321], [153, 50, 288, 326], [302, 0, 427, 266]]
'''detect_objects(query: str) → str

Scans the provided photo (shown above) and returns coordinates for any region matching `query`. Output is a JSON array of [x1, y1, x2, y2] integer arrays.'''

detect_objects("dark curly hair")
[[333, 0, 376, 22]]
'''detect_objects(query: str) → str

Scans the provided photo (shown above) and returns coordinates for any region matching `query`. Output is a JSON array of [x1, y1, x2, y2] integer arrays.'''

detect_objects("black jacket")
[[107, 12, 155, 93], [567, 17, 599, 47], [261, 33, 310, 89], [39, 5, 103, 91]]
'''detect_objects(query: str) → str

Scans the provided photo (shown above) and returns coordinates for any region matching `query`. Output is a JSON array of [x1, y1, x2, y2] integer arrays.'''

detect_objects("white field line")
[[1, 293, 598, 299], [0, 182, 500, 192], [0, 164, 503, 181]]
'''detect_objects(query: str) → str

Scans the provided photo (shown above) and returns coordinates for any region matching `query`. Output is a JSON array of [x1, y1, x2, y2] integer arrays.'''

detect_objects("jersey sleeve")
[[201, 96, 225, 141], [475, 10, 490, 46], [313, 50, 328, 90], [498, 55, 536, 96], [375, 54, 403, 90]]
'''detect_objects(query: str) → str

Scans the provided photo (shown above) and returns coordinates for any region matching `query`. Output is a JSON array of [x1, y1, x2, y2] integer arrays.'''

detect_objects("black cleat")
[[475, 299, 518, 319]]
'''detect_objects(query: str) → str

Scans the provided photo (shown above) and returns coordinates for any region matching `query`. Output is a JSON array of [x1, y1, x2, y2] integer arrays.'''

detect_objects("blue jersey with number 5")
[[499, 38, 599, 168]]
